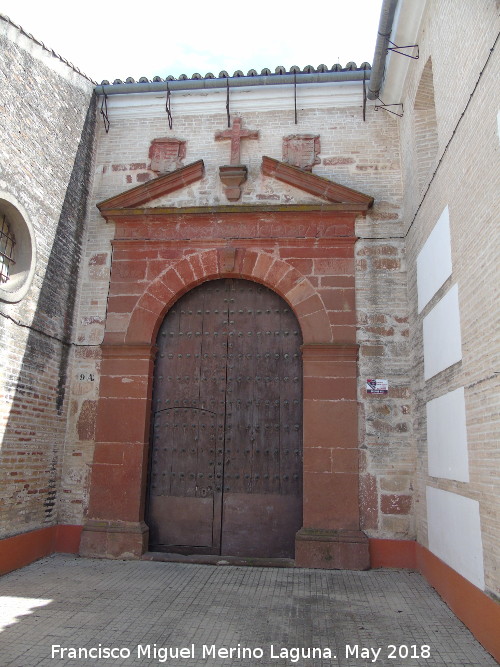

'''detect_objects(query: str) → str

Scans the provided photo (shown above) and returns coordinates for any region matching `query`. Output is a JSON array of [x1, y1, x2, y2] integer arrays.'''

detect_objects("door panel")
[[148, 407, 219, 549], [150, 496, 214, 547], [221, 494, 302, 558], [147, 279, 303, 557]]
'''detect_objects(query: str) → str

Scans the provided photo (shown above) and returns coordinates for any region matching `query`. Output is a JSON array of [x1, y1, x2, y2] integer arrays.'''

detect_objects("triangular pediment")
[[97, 155, 373, 218], [97, 160, 205, 212], [261, 156, 374, 208]]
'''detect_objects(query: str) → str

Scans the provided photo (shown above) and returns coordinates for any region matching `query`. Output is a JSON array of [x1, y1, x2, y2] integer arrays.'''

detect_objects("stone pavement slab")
[[0, 555, 496, 667]]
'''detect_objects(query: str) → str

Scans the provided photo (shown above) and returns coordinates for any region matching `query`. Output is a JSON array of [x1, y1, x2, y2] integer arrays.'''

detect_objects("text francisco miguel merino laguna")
[[51, 643, 431, 663]]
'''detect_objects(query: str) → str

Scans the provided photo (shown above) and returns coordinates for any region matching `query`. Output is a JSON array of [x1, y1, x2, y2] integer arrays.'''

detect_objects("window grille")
[[0, 214, 16, 284]]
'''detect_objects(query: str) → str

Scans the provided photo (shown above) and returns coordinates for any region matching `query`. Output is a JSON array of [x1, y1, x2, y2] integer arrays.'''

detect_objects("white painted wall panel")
[[423, 283, 462, 379], [417, 206, 453, 312], [427, 387, 469, 482], [427, 486, 484, 590]]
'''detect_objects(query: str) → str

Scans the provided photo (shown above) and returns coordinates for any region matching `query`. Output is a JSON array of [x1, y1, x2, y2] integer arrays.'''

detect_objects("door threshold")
[[143, 551, 295, 568]]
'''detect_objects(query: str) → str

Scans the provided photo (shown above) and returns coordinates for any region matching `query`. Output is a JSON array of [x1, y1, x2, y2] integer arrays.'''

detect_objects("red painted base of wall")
[[369, 537, 417, 569], [369, 538, 500, 662], [0, 525, 82, 576], [416, 544, 500, 663], [0, 530, 497, 661]]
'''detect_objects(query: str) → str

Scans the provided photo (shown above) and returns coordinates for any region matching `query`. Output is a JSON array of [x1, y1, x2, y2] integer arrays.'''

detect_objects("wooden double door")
[[146, 279, 303, 558]]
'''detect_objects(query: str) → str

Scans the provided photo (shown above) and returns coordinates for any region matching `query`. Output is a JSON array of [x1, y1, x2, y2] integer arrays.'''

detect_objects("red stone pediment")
[[97, 160, 205, 213], [261, 156, 374, 209], [96, 155, 373, 218]]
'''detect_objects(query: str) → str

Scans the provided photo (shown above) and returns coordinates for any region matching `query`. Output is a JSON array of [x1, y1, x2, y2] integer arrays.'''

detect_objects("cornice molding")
[[100, 82, 366, 120], [101, 203, 365, 220], [262, 156, 374, 208], [97, 160, 204, 212]]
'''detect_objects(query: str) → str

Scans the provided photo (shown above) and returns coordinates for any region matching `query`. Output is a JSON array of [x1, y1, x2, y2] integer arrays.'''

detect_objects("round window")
[[0, 192, 37, 303]]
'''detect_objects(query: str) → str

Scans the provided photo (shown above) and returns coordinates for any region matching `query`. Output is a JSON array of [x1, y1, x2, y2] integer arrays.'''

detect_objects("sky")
[[1, 0, 383, 83]]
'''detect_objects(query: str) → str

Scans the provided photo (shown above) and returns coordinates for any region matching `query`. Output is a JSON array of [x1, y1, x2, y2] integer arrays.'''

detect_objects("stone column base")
[[295, 528, 370, 570], [80, 520, 148, 560]]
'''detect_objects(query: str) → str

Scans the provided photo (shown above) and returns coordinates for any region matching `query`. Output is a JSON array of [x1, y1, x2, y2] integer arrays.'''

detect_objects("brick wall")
[[0, 18, 96, 538], [64, 75, 412, 539], [4, 2, 496, 577], [398, 0, 500, 596], [413, 58, 439, 192]]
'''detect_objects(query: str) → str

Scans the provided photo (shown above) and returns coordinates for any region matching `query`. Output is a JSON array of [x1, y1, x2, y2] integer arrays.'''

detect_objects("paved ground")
[[0, 555, 496, 667]]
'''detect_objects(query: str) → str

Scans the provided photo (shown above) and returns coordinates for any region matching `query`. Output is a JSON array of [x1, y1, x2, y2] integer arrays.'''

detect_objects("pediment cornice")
[[261, 156, 374, 209], [97, 156, 374, 220], [97, 160, 205, 212]]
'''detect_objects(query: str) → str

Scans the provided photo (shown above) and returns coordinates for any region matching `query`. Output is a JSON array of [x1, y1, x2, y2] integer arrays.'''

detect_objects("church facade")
[[0, 0, 499, 658]]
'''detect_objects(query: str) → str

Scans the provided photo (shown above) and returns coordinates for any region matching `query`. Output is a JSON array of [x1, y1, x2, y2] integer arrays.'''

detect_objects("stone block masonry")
[[80, 187, 372, 566], [356, 238, 412, 539]]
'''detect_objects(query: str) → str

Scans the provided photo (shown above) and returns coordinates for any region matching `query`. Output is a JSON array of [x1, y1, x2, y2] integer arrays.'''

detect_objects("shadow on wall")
[[0, 94, 98, 539]]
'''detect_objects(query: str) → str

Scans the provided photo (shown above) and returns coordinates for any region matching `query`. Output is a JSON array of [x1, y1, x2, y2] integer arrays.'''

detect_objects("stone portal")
[[80, 158, 373, 569]]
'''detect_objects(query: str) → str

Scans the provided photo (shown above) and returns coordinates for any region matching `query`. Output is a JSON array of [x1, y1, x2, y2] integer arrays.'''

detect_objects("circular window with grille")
[[0, 192, 36, 303]]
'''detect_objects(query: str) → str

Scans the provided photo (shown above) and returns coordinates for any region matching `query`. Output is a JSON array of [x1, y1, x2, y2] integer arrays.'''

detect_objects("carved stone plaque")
[[149, 138, 186, 175], [282, 134, 320, 171]]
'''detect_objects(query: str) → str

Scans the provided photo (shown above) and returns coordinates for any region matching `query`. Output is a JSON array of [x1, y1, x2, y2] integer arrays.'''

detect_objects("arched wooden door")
[[146, 279, 303, 558]]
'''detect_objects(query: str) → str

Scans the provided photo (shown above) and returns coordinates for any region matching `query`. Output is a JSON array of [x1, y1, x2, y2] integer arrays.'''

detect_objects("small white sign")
[[366, 379, 388, 394]]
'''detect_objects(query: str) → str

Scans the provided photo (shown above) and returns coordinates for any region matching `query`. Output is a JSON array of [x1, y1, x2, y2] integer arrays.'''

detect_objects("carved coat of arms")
[[149, 138, 186, 175], [282, 134, 321, 171]]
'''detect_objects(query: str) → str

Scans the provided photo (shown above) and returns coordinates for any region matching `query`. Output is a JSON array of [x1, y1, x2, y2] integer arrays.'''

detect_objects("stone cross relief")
[[215, 117, 259, 201]]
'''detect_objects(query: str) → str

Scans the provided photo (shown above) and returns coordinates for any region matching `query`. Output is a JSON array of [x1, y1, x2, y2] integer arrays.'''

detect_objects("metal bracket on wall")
[[294, 71, 298, 124], [100, 90, 110, 133], [165, 83, 173, 130], [374, 98, 404, 118], [362, 69, 367, 122], [387, 39, 419, 60]]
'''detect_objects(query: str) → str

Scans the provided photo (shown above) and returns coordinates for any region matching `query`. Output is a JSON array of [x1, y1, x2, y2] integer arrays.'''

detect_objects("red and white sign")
[[366, 379, 388, 394]]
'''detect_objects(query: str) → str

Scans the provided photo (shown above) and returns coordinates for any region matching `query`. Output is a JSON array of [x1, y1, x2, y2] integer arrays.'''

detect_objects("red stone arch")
[[82, 163, 373, 567], [125, 248, 333, 346], [81, 250, 367, 569]]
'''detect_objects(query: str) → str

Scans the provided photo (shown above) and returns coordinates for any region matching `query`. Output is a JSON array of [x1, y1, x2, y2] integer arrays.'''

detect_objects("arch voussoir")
[[123, 248, 334, 346], [174, 257, 197, 285], [126, 306, 162, 345], [186, 252, 205, 281], [238, 249, 260, 277], [263, 257, 292, 290], [200, 248, 219, 277], [251, 252, 275, 280]]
